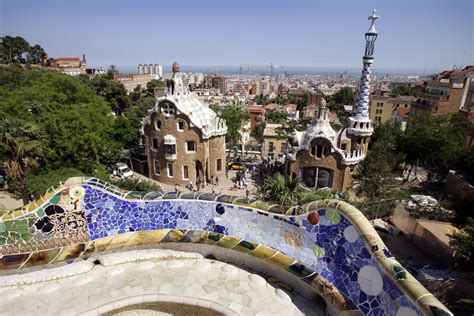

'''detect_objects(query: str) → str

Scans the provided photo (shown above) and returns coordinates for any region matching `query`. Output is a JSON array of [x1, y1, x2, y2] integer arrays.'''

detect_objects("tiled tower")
[[346, 10, 380, 141]]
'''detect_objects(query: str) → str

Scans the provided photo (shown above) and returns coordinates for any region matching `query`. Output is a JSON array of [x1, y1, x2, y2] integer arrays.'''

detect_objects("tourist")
[[246, 189, 249, 198], [210, 175, 214, 185], [174, 183, 180, 193], [186, 180, 193, 191], [215, 176, 219, 186]]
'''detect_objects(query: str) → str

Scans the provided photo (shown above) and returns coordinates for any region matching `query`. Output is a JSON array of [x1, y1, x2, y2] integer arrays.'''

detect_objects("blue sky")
[[1, 0, 472, 72]]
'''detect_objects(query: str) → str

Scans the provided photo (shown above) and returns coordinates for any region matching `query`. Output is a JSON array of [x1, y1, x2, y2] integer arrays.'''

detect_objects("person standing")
[[215, 176, 219, 186], [174, 183, 180, 193]]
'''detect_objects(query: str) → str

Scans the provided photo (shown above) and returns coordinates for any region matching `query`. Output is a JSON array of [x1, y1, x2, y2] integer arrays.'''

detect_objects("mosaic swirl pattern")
[[0, 177, 452, 316]]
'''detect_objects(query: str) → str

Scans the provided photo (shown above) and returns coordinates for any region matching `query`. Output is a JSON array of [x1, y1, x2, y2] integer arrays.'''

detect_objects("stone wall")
[[444, 170, 474, 200]]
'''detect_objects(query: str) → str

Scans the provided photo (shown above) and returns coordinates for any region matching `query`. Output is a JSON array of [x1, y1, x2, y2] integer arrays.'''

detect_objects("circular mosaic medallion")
[[357, 265, 383, 296], [69, 186, 85, 199], [343, 225, 359, 243]]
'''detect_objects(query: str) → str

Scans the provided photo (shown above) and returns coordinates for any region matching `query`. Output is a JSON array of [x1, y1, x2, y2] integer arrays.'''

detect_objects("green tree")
[[0, 66, 123, 173], [266, 110, 287, 123], [215, 100, 250, 144], [332, 87, 355, 105], [0, 118, 45, 203], [354, 122, 402, 200], [354, 141, 398, 200], [257, 173, 303, 206], [27, 44, 47, 65], [401, 112, 467, 174], [145, 79, 166, 97], [392, 84, 416, 96], [90, 75, 131, 115], [0, 36, 30, 64], [108, 64, 119, 75], [251, 122, 266, 143]]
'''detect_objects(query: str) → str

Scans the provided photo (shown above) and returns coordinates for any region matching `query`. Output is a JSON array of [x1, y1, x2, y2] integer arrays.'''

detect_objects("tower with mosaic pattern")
[[346, 10, 379, 147]]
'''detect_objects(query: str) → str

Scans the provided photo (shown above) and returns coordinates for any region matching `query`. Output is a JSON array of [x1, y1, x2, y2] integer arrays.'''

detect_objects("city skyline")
[[1, 0, 472, 72]]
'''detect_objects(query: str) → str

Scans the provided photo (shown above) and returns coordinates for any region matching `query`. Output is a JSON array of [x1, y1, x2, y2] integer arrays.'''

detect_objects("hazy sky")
[[1, 0, 472, 72]]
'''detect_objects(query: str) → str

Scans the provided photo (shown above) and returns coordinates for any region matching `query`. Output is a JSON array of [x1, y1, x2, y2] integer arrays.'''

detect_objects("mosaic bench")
[[0, 177, 452, 316]]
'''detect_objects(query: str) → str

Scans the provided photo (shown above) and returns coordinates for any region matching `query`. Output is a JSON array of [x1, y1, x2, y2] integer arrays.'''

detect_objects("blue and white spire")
[[347, 10, 379, 136]]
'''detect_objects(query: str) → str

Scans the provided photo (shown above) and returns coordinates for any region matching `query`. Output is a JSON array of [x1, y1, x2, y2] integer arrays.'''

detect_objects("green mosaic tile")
[[36, 208, 46, 217], [50, 194, 61, 205], [326, 208, 341, 224]]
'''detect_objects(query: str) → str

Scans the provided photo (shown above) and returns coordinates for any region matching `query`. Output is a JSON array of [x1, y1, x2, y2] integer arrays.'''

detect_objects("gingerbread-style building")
[[141, 62, 227, 186]]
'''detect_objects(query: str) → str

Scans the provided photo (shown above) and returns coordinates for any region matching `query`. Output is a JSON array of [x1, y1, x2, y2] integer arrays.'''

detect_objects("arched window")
[[310, 146, 316, 156]]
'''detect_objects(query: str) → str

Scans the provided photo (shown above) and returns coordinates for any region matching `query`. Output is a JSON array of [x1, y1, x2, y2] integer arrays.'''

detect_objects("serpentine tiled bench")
[[0, 177, 452, 316]]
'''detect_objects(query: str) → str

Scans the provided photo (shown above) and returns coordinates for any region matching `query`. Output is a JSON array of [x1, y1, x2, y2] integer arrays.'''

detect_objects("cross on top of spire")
[[367, 9, 379, 34]]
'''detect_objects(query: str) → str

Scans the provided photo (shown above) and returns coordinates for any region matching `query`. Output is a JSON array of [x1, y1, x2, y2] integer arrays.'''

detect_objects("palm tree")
[[257, 173, 303, 206], [0, 118, 45, 204]]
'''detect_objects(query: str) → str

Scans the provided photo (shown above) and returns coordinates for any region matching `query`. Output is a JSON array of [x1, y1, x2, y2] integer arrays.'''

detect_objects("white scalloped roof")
[[141, 73, 227, 139]]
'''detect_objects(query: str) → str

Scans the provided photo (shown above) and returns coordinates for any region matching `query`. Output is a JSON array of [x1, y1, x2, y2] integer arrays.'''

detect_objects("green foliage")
[[26, 167, 84, 197], [214, 100, 250, 144], [401, 112, 468, 172], [145, 79, 166, 97], [298, 188, 336, 204], [452, 218, 474, 268], [0, 117, 45, 202], [0, 65, 124, 176], [266, 111, 287, 123], [111, 177, 162, 192], [257, 174, 303, 206], [332, 87, 355, 105], [327, 87, 354, 121], [392, 84, 416, 96], [1, 35, 47, 65], [355, 122, 402, 200], [251, 122, 266, 143], [276, 116, 311, 140], [89, 75, 131, 115]]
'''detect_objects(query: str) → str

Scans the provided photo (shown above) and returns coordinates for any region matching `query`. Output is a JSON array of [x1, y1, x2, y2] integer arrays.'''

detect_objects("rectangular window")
[[152, 138, 159, 150], [183, 165, 189, 179], [154, 160, 160, 175], [186, 141, 196, 152], [269, 142, 274, 152], [341, 143, 347, 150], [155, 120, 161, 130], [177, 121, 185, 131], [217, 159, 222, 172], [167, 163, 174, 177]]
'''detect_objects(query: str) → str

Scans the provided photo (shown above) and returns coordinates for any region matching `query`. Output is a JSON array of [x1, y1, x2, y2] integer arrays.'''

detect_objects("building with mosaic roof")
[[287, 10, 380, 191], [141, 62, 227, 186]]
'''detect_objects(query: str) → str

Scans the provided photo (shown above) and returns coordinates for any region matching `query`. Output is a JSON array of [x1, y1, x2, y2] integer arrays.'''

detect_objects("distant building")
[[410, 67, 473, 117], [141, 62, 227, 186], [369, 95, 414, 125], [262, 123, 286, 158], [49, 54, 87, 76], [138, 63, 163, 78], [248, 105, 265, 132], [202, 75, 227, 95], [113, 74, 153, 93]]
